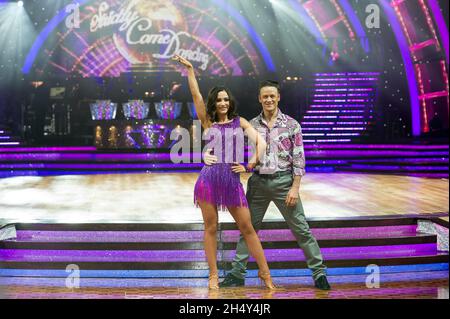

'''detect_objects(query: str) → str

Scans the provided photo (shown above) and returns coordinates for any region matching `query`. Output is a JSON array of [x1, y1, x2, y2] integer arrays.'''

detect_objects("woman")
[[173, 54, 275, 290]]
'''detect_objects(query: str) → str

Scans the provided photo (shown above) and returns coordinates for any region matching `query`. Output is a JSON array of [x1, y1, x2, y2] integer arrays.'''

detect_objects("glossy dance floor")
[[1, 277, 448, 299], [0, 173, 448, 224]]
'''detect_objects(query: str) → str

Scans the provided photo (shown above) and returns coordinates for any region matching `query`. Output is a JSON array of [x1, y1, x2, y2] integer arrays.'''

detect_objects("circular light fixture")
[[17, 1, 24, 7]]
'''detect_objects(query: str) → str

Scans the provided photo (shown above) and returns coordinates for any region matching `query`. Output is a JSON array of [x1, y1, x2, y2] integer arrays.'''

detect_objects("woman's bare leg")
[[198, 201, 219, 275], [227, 206, 270, 275]]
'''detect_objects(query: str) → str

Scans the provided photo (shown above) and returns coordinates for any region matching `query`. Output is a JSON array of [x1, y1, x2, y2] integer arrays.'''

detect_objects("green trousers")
[[229, 173, 327, 280]]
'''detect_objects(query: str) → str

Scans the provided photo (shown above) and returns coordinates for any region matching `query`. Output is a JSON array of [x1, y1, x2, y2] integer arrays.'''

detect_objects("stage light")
[[0, 0, 36, 86], [31, 81, 44, 88]]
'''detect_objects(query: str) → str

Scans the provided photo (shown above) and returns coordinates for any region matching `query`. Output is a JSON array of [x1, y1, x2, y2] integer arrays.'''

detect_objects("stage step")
[[301, 72, 379, 144], [1, 270, 448, 290], [0, 263, 447, 278], [0, 244, 444, 263], [0, 234, 437, 250], [0, 217, 447, 277], [0, 128, 23, 148], [0, 226, 436, 249]]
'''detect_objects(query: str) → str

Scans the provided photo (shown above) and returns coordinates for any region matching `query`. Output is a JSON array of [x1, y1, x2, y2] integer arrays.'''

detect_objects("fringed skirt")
[[194, 164, 248, 211]]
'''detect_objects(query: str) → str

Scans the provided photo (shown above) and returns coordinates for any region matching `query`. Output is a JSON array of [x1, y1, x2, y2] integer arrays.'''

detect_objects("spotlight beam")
[[22, 0, 90, 74]]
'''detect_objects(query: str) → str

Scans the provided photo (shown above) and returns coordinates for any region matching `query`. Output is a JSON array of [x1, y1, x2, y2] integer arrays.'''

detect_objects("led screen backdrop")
[[2, 0, 448, 136], [30, 0, 269, 77]]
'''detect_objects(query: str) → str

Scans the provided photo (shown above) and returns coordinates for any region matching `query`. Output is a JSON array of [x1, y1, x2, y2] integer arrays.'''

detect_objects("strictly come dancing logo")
[[56, 0, 265, 77], [89, 0, 210, 70]]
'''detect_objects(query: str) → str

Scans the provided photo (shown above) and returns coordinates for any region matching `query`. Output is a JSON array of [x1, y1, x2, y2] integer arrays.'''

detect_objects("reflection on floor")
[[1, 277, 448, 299]]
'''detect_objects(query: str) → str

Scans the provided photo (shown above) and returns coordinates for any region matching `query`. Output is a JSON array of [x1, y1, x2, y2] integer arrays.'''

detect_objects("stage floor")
[[0, 173, 448, 224], [2, 278, 448, 299]]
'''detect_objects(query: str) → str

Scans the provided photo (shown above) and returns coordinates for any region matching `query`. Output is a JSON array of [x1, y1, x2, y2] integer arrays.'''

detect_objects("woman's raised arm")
[[172, 55, 211, 129]]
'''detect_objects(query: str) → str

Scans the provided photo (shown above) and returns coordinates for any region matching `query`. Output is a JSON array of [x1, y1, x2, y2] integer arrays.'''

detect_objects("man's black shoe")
[[219, 273, 245, 287], [314, 276, 331, 290]]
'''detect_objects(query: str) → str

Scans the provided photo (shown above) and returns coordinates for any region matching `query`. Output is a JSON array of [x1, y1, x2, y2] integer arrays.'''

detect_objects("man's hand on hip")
[[203, 149, 218, 166]]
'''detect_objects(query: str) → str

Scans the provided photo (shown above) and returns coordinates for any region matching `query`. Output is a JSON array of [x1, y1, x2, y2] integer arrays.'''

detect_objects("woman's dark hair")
[[206, 86, 238, 122]]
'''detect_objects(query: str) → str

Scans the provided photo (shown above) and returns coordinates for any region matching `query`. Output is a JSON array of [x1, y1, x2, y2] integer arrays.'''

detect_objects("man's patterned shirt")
[[250, 109, 306, 176]]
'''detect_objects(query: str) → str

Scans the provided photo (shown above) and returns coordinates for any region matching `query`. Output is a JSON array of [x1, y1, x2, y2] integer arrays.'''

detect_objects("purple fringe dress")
[[194, 116, 248, 211]]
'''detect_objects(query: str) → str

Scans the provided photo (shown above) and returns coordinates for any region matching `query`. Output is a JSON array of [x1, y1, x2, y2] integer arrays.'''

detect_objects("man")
[[206, 80, 330, 290]]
